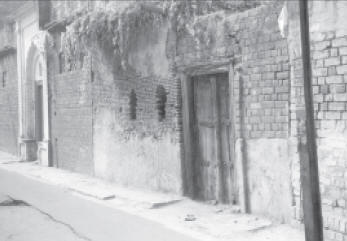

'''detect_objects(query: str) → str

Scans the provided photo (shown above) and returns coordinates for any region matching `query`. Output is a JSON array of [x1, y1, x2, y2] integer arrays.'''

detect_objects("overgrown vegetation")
[[62, 0, 261, 71]]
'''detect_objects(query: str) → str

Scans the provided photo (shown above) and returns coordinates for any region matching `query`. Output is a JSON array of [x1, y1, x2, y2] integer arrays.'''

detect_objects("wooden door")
[[192, 73, 235, 203], [35, 83, 44, 142], [217, 75, 236, 204]]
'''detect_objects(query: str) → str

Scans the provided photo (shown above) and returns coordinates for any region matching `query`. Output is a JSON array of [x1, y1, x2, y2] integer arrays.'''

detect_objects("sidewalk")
[[0, 151, 304, 241]]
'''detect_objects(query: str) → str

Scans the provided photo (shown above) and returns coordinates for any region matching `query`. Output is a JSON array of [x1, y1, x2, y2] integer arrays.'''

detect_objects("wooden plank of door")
[[210, 76, 223, 202], [193, 77, 202, 199], [195, 76, 214, 200], [216, 74, 233, 204]]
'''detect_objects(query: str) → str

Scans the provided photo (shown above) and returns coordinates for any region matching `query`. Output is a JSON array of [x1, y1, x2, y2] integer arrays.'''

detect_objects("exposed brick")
[[326, 75, 344, 84], [340, 47, 347, 55], [325, 112, 341, 120], [325, 94, 334, 101], [315, 59, 324, 68], [321, 85, 329, 94], [251, 74, 261, 81], [336, 65, 347, 75], [330, 48, 339, 57], [262, 87, 273, 94], [313, 67, 328, 77], [276, 86, 289, 93], [314, 94, 324, 102], [320, 103, 328, 111], [328, 66, 337, 75], [330, 84, 346, 93], [318, 77, 326, 85], [328, 103, 346, 111], [342, 56, 347, 65], [334, 93, 347, 101], [276, 71, 289, 79], [276, 116, 287, 123], [261, 72, 275, 80], [325, 57, 341, 67], [332, 37, 347, 47], [313, 86, 319, 94], [313, 50, 330, 60], [314, 40, 331, 51]]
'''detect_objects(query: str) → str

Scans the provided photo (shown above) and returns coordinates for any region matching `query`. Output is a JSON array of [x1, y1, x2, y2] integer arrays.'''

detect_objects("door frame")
[[180, 60, 244, 206], [21, 32, 51, 166], [34, 79, 44, 142]]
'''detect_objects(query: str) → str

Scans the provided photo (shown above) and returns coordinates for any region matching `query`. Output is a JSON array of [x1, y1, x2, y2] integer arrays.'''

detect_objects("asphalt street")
[[0, 168, 199, 241]]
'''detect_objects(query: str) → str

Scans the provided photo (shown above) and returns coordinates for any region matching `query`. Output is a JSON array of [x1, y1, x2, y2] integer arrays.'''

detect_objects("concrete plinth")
[[18, 139, 37, 162], [37, 140, 50, 166]]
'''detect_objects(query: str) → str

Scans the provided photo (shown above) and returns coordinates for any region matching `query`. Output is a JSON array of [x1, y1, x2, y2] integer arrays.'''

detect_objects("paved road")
[[0, 194, 86, 241], [0, 169, 199, 241]]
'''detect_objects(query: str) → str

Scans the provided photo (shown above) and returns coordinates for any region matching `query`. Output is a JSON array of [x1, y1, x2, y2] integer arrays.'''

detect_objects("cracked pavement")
[[0, 169, 199, 241], [0, 194, 89, 241]]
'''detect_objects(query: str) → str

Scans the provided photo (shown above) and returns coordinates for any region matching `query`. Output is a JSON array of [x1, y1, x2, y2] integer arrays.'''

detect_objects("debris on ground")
[[184, 214, 197, 221]]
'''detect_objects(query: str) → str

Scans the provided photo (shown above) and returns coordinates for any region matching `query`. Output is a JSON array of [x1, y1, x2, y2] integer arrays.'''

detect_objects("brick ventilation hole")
[[129, 89, 137, 120], [155, 85, 167, 122], [2, 71, 6, 88]]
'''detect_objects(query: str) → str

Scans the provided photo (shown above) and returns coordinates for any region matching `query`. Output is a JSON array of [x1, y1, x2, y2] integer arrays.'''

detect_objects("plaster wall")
[[47, 1, 294, 223], [245, 138, 292, 223], [51, 70, 93, 175], [0, 52, 18, 155], [93, 107, 181, 193], [16, 5, 39, 140], [92, 22, 182, 194], [20, 9, 39, 78]]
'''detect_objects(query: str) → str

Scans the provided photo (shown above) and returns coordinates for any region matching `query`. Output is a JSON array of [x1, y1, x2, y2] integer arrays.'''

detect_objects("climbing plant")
[[62, 0, 260, 71]]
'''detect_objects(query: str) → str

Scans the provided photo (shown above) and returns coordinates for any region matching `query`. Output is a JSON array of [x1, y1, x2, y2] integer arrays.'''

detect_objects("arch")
[[20, 33, 51, 166], [25, 43, 47, 141]]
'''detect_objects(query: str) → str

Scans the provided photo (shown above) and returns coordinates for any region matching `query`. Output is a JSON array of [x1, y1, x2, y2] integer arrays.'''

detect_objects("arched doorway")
[[19, 35, 50, 166]]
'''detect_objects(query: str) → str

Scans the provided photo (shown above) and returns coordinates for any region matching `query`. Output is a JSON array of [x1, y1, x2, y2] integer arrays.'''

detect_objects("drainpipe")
[[298, 1, 323, 240]]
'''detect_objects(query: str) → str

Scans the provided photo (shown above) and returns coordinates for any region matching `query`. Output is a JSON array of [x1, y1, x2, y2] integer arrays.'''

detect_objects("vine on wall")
[[62, 0, 261, 72]]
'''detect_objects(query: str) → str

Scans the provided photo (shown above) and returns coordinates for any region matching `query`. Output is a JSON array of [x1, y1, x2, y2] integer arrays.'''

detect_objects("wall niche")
[[129, 89, 137, 120], [155, 85, 167, 122]]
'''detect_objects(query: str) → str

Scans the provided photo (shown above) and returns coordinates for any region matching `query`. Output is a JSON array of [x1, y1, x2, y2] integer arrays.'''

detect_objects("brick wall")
[[0, 52, 18, 155], [289, 32, 347, 241], [175, 3, 290, 140], [312, 31, 347, 241], [230, 5, 292, 222], [287, 1, 347, 239], [175, 3, 292, 221], [233, 10, 290, 140], [91, 21, 183, 193], [48, 0, 297, 222], [46, 0, 296, 222], [311, 35, 347, 137], [45, 0, 347, 229], [51, 70, 93, 175], [92, 74, 182, 193], [65, 2, 293, 220]]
